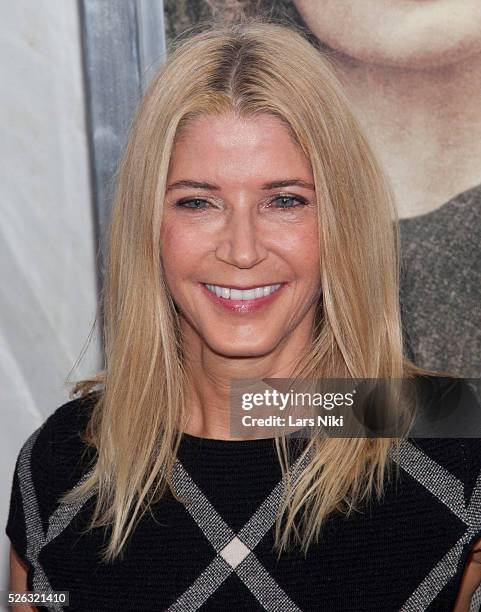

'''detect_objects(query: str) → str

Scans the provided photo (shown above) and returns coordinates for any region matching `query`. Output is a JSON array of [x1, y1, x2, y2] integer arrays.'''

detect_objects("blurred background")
[[2, 0, 480, 596]]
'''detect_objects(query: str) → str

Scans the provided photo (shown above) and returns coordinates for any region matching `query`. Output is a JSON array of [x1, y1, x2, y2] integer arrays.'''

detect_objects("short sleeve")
[[5, 393, 99, 574], [6, 449, 28, 564], [5, 423, 50, 569]]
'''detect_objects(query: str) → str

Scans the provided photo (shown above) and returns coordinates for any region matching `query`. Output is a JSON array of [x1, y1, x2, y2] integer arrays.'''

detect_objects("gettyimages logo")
[[229, 377, 481, 440]]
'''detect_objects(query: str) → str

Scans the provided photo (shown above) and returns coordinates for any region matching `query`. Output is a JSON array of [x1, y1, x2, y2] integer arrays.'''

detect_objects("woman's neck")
[[333, 50, 481, 218], [180, 321, 313, 440]]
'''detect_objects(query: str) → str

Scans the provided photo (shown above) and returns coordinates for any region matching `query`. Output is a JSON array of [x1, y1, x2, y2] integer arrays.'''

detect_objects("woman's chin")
[[206, 337, 280, 359]]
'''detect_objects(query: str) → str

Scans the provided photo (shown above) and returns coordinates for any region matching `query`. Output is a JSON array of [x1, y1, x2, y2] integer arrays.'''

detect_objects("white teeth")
[[205, 283, 282, 300]]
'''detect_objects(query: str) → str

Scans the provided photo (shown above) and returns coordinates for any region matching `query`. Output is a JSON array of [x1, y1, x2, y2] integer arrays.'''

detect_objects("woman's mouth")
[[200, 282, 286, 313]]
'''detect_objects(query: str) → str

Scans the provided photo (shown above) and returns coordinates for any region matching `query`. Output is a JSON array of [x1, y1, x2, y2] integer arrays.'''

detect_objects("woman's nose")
[[215, 207, 268, 269]]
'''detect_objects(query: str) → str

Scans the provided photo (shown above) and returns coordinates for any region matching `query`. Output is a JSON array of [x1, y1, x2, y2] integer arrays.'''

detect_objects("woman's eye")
[[269, 195, 308, 210], [174, 196, 308, 211], [175, 198, 210, 210]]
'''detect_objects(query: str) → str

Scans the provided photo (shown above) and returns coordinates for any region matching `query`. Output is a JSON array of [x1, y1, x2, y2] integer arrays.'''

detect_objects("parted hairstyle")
[[65, 15, 435, 562]]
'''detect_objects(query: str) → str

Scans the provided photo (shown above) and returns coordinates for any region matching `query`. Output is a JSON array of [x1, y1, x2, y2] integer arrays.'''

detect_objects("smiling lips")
[[201, 282, 286, 313], [205, 283, 282, 300]]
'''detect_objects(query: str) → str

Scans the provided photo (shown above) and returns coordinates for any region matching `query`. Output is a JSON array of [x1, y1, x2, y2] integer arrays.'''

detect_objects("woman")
[[7, 18, 481, 612]]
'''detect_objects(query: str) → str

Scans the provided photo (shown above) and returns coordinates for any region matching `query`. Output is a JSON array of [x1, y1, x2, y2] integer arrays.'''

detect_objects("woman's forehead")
[[168, 113, 313, 186]]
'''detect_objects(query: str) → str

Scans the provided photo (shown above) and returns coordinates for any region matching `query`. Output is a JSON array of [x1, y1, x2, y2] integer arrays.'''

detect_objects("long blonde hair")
[[63, 16, 436, 562]]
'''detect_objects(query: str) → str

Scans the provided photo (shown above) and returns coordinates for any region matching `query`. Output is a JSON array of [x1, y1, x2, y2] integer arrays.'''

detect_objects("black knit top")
[[5, 391, 481, 611]]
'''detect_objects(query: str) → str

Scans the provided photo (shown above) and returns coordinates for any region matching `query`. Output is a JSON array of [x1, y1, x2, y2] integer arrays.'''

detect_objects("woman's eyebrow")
[[166, 178, 315, 192], [166, 180, 220, 192], [263, 179, 315, 191]]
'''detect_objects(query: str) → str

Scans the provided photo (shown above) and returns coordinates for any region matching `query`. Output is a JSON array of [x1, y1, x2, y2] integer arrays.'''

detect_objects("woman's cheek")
[[278, 225, 319, 267], [161, 220, 200, 266]]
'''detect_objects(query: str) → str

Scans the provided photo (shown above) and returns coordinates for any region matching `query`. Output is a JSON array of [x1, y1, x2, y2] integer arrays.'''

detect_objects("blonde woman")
[[7, 18, 481, 612]]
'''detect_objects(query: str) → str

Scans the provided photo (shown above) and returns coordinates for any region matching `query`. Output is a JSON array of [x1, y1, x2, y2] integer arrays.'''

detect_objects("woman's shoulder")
[[402, 436, 481, 488], [406, 374, 481, 438], [386, 374, 481, 505], [25, 391, 99, 472]]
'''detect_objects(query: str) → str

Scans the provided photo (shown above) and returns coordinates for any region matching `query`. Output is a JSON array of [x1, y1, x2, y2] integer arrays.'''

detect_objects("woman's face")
[[294, 0, 481, 69], [160, 113, 321, 358]]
